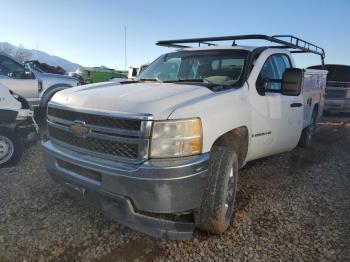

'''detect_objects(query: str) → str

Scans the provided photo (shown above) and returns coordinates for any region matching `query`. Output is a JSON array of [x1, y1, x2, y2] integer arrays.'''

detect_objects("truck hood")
[[51, 82, 214, 119]]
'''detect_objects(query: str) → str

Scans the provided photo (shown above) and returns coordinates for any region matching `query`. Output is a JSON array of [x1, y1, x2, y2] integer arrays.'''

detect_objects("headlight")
[[150, 118, 202, 158]]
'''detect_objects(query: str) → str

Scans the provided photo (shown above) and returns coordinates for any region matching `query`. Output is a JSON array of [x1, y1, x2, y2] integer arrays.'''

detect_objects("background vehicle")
[[0, 83, 37, 167], [42, 35, 327, 239], [75, 66, 127, 84], [308, 64, 350, 114], [128, 63, 149, 79], [0, 52, 79, 112]]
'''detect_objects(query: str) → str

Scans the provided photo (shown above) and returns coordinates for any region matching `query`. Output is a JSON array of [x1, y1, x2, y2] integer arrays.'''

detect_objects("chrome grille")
[[48, 107, 141, 130], [49, 126, 139, 159], [47, 103, 152, 163]]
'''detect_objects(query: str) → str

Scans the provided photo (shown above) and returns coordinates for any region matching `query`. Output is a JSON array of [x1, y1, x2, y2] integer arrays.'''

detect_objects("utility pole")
[[124, 26, 127, 71]]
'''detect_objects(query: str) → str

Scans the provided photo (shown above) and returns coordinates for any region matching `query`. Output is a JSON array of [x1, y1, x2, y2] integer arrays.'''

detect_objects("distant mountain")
[[30, 49, 80, 72], [0, 42, 80, 72]]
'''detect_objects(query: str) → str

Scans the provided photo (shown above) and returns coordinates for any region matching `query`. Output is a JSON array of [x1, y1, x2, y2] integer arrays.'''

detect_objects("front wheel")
[[195, 146, 239, 234], [0, 128, 24, 168]]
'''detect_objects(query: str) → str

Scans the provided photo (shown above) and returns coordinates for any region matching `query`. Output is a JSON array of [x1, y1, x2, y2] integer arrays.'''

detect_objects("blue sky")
[[1, 0, 349, 70]]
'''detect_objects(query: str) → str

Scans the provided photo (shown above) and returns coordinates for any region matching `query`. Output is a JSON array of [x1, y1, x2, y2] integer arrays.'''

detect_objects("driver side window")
[[256, 54, 291, 95], [0, 55, 28, 79]]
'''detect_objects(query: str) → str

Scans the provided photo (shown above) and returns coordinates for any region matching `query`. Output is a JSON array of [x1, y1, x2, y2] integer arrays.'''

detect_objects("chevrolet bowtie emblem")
[[69, 121, 89, 138]]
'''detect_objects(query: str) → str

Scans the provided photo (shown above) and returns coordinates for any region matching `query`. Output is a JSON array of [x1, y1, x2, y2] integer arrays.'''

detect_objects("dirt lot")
[[0, 115, 349, 261]]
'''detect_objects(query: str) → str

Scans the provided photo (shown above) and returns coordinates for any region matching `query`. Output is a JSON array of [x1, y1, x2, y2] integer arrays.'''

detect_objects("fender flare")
[[39, 83, 73, 108]]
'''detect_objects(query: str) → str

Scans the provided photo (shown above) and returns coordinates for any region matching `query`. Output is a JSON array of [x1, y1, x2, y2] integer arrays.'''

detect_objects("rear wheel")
[[298, 109, 317, 148], [195, 146, 239, 234], [0, 128, 24, 168]]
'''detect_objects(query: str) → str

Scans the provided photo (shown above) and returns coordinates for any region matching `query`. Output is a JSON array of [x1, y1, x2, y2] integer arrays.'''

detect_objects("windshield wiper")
[[139, 77, 163, 83], [164, 78, 235, 91], [164, 79, 204, 83], [164, 78, 219, 84]]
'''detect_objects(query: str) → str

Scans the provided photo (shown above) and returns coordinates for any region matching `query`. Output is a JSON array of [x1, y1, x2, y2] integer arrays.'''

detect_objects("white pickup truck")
[[0, 83, 37, 167], [0, 53, 79, 111], [42, 35, 327, 239]]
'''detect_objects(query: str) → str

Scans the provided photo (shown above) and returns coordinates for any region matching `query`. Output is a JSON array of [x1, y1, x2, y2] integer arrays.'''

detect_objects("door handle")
[[290, 102, 302, 108]]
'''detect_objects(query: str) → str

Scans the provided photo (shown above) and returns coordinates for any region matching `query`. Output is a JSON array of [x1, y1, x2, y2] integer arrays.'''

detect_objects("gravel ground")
[[0, 115, 349, 261]]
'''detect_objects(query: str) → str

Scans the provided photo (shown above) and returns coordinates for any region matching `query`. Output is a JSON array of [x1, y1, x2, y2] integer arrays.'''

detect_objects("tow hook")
[[65, 182, 87, 195]]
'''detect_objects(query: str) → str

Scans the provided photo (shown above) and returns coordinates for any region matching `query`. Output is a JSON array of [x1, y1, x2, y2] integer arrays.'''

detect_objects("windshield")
[[138, 50, 249, 87]]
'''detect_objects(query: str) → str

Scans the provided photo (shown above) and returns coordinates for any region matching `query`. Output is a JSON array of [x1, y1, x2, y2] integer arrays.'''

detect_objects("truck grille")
[[48, 107, 141, 130], [48, 126, 139, 159], [47, 104, 151, 163], [325, 89, 346, 99]]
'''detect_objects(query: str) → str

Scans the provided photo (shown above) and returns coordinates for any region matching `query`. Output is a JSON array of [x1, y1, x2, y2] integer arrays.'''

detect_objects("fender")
[[168, 86, 251, 154], [39, 83, 73, 108]]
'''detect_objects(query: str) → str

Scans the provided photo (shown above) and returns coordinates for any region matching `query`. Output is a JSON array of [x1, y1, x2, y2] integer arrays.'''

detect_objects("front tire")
[[195, 146, 239, 234], [0, 128, 24, 168]]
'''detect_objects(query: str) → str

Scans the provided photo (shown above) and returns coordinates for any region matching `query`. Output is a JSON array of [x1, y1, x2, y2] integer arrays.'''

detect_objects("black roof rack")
[[156, 34, 325, 65]]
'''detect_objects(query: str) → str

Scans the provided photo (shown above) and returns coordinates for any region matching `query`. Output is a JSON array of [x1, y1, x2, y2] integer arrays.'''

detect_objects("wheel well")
[[39, 83, 72, 108], [212, 126, 249, 167]]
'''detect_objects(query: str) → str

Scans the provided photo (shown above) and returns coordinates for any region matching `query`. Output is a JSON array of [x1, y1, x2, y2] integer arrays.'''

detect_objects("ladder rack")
[[156, 34, 325, 65]]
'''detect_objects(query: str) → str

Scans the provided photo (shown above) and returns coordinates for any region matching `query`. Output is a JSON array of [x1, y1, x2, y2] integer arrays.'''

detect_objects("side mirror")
[[281, 68, 303, 96], [256, 78, 268, 96], [23, 69, 35, 79]]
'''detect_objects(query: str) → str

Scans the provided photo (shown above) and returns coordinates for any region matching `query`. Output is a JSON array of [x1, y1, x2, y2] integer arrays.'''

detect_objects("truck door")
[[248, 53, 303, 160], [0, 55, 39, 107]]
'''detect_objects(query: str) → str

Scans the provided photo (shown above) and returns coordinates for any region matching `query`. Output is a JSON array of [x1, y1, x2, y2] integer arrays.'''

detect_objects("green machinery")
[[75, 66, 127, 84]]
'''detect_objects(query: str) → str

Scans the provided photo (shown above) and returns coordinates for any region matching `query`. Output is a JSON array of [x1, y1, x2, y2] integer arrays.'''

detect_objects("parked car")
[[0, 53, 79, 112], [74, 66, 127, 84], [42, 35, 327, 239], [308, 64, 350, 114], [0, 83, 37, 167]]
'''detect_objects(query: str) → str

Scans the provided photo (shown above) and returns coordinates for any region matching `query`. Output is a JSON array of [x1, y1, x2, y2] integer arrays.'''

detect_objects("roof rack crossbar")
[[156, 34, 325, 65]]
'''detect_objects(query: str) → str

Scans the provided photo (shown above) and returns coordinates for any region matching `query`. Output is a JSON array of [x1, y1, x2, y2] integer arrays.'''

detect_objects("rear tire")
[[298, 109, 317, 148], [0, 128, 24, 168], [195, 146, 239, 234]]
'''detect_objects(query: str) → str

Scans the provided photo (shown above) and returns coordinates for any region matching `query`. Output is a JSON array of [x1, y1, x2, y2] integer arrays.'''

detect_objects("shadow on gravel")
[[288, 118, 349, 174], [251, 210, 279, 237], [95, 239, 163, 262]]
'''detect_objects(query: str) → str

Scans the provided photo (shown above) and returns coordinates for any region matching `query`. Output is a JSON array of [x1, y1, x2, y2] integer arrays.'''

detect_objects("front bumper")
[[42, 140, 209, 239], [325, 99, 350, 113]]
